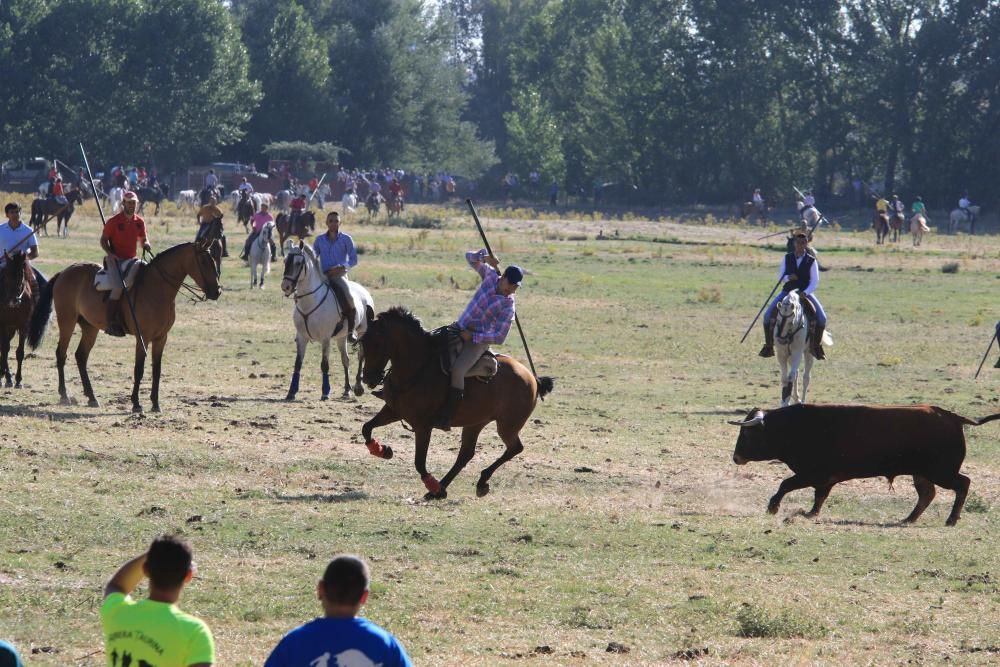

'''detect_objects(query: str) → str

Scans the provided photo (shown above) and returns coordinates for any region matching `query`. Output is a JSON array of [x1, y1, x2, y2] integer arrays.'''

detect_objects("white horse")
[[275, 189, 292, 214], [176, 189, 198, 210], [280, 242, 374, 400], [910, 214, 930, 246], [315, 183, 331, 209], [248, 221, 275, 289], [799, 203, 822, 229], [229, 189, 241, 212], [108, 186, 125, 214], [773, 291, 832, 407], [341, 191, 358, 214], [949, 205, 980, 234]]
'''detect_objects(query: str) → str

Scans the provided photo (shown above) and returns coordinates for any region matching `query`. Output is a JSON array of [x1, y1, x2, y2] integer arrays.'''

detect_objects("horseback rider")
[[51, 176, 68, 206], [289, 191, 307, 231], [1, 202, 44, 297], [874, 193, 889, 219], [759, 231, 827, 360], [959, 192, 974, 223], [388, 178, 404, 211], [313, 211, 359, 343], [911, 196, 927, 218], [433, 249, 523, 429], [237, 176, 254, 196], [752, 188, 764, 213], [889, 194, 905, 220], [799, 190, 816, 218], [241, 202, 276, 262], [204, 169, 218, 191], [100, 191, 151, 337], [196, 195, 227, 257]]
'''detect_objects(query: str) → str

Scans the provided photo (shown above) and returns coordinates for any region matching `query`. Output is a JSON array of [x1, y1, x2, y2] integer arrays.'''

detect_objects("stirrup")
[[812, 345, 826, 360]]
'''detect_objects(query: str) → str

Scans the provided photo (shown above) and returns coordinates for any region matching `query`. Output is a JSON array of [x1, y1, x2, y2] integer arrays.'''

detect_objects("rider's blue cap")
[[502, 265, 524, 286]]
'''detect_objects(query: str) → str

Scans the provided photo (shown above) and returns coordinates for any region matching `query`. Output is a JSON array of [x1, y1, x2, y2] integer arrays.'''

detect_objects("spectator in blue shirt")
[[264, 555, 413, 667], [313, 211, 359, 342]]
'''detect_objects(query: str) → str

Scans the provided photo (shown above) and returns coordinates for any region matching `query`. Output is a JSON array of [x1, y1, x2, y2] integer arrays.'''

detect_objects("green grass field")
[[0, 195, 998, 665]]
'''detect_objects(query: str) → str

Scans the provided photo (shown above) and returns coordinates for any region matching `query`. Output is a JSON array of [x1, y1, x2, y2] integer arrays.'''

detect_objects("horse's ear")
[[298, 240, 304, 250]]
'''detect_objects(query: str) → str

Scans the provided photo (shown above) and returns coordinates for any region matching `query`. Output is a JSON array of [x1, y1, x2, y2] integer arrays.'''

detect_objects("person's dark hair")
[[146, 535, 193, 589], [4, 203, 20, 214], [322, 554, 369, 605]]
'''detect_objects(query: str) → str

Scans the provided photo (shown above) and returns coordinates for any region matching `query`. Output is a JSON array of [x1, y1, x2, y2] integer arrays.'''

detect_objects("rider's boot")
[[812, 324, 827, 360], [221, 235, 229, 257], [432, 387, 463, 430], [346, 308, 358, 344], [758, 320, 775, 358], [270, 240, 277, 262], [105, 297, 126, 337], [240, 235, 252, 261]]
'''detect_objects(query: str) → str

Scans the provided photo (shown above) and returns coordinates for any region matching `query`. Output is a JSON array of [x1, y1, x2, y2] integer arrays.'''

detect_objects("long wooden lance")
[[465, 199, 543, 395], [307, 173, 327, 207], [973, 332, 997, 380], [740, 276, 784, 344], [80, 143, 147, 354]]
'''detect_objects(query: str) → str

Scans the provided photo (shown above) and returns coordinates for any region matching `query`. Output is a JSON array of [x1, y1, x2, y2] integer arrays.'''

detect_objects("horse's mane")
[[149, 241, 197, 265], [379, 306, 428, 335]]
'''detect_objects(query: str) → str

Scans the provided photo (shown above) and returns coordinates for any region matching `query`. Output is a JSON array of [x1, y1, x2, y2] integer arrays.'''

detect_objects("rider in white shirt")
[[237, 177, 254, 194]]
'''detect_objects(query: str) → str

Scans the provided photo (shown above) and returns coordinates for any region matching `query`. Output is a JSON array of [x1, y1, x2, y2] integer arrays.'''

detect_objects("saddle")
[[434, 324, 499, 382], [95, 258, 144, 293], [798, 292, 817, 340]]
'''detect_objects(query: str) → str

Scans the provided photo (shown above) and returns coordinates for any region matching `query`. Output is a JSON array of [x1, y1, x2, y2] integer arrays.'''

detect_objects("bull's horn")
[[728, 410, 765, 427]]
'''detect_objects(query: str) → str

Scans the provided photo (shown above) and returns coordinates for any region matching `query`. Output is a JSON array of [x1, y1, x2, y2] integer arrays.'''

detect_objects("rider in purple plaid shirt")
[[434, 249, 523, 428]]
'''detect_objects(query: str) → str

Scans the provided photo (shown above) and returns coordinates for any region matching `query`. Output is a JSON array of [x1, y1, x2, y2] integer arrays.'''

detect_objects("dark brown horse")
[[236, 190, 255, 232], [359, 307, 554, 499], [275, 210, 315, 254], [28, 240, 221, 412], [29, 189, 84, 237], [873, 211, 890, 245], [0, 253, 37, 387]]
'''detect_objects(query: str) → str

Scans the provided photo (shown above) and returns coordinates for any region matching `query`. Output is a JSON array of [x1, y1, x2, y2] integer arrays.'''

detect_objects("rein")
[[774, 301, 805, 345], [283, 254, 333, 339], [144, 246, 212, 303]]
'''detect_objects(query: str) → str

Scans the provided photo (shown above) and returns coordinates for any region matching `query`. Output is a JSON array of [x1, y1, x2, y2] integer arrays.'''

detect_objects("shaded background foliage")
[[2, 0, 999, 205]]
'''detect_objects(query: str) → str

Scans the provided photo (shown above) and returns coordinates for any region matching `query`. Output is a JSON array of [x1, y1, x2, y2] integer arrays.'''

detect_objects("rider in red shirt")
[[100, 191, 151, 336]]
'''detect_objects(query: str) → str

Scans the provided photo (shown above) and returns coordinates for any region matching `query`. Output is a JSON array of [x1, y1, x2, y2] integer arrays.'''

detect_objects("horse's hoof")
[[382, 446, 394, 460], [424, 489, 448, 501], [132, 404, 143, 414], [59, 395, 72, 406], [321, 394, 329, 401], [341, 391, 353, 401], [353, 384, 365, 397], [3, 380, 11, 388], [285, 393, 296, 402], [151, 405, 161, 413], [476, 483, 490, 498], [14, 382, 21, 389], [87, 398, 100, 408]]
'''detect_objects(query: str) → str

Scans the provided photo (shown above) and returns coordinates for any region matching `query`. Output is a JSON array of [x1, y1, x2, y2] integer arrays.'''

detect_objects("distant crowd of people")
[[2, 535, 413, 666]]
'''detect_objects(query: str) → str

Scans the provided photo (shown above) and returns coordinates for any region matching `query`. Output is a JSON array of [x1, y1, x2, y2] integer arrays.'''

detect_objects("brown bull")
[[730, 404, 1000, 526]]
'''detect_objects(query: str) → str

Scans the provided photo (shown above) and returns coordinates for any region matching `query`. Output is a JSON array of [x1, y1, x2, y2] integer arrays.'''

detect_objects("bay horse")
[[359, 307, 554, 499], [27, 240, 221, 412], [0, 253, 37, 388], [280, 242, 373, 400], [386, 192, 403, 218], [30, 189, 84, 237], [873, 211, 890, 244], [236, 190, 255, 232], [275, 210, 315, 255], [366, 192, 384, 219], [889, 211, 904, 242]]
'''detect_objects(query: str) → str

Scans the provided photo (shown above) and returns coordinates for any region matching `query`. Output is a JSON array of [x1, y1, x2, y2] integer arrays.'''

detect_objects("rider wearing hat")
[[100, 191, 151, 336], [196, 196, 227, 257], [759, 231, 827, 360], [433, 249, 523, 429]]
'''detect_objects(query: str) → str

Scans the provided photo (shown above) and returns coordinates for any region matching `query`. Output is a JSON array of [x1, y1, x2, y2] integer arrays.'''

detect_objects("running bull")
[[729, 404, 1000, 526]]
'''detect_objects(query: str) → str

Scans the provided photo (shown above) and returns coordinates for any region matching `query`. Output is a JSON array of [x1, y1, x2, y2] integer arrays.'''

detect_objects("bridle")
[[774, 295, 805, 345], [145, 244, 217, 303], [283, 250, 332, 339]]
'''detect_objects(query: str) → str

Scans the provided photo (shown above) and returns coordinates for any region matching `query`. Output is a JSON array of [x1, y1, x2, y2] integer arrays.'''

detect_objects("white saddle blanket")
[[95, 258, 143, 291]]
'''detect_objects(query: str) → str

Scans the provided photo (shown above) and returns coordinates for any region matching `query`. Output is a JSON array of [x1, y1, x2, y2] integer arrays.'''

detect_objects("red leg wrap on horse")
[[366, 439, 385, 457], [421, 474, 441, 494]]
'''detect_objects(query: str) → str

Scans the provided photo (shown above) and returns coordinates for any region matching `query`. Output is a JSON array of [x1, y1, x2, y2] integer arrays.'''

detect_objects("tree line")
[[2, 0, 999, 208]]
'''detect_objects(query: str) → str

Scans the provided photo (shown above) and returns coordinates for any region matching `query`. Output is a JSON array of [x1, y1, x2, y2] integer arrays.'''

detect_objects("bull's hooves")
[[87, 398, 100, 408], [476, 483, 490, 498], [321, 395, 329, 401], [945, 519, 959, 527], [59, 396, 73, 406], [4, 381, 11, 388], [423, 490, 448, 501], [767, 506, 780, 515]]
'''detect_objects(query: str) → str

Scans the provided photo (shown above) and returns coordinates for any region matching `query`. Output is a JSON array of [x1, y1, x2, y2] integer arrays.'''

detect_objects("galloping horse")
[[280, 243, 373, 400], [248, 221, 275, 289], [873, 211, 890, 245], [236, 191, 256, 232], [911, 214, 930, 247], [29, 189, 84, 237], [275, 210, 315, 254], [136, 184, 171, 216], [386, 192, 403, 218], [0, 253, 37, 388], [772, 291, 831, 407], [28, 240, 221, 412], [359, 307, 554, 499], [199, 185, 223, 206], [949, 205, 980, 234], [366, 192, 384, 219]]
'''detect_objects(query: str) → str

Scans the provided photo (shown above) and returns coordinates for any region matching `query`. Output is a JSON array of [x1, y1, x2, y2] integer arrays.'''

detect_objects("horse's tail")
[[28, 271, 58, 350], [537, 375, 554, 398]]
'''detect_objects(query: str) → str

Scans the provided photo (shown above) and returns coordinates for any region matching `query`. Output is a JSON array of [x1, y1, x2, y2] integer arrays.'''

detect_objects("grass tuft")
[[941, 262, 960, 273], [736, 603, 828, 639]]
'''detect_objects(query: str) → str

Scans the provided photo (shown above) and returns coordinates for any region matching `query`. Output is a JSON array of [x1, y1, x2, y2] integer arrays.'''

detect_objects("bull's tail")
[[537, 376, 554, 398], [28, 272, 58, 350], [973, 412, 1000, 426]]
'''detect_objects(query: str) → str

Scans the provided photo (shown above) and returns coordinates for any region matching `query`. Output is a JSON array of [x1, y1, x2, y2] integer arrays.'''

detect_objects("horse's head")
[[359, 317, 389, 388], [774, 291, 804, 344], [281, 243, 311, 296], [191, 239, 222, 300], [2, 251, 28, 306]]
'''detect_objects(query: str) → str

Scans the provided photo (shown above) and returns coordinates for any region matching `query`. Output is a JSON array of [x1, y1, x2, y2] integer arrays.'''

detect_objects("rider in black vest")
[[759, 232, 828, 360]]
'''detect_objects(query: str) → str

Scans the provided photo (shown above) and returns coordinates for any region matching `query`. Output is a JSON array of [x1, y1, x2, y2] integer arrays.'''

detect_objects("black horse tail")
[[28, 272, 58, 350], [537, 376, 555, 398]]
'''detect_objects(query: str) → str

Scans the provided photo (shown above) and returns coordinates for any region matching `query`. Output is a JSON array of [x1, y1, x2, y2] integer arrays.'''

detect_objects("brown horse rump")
[[437, 324, 498, 381]]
